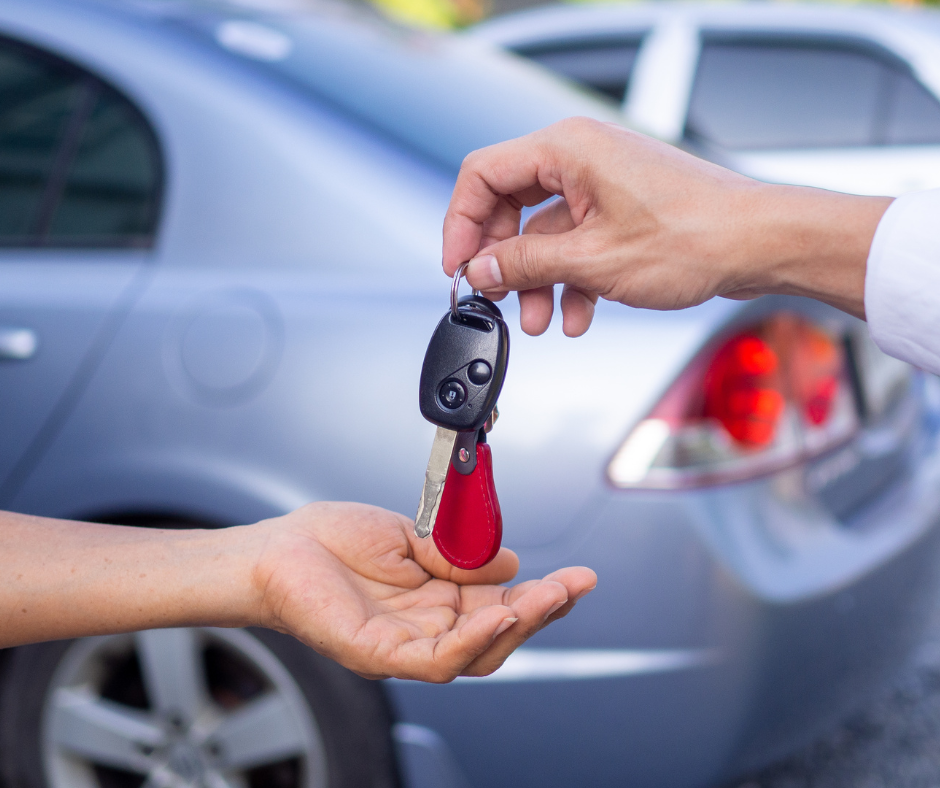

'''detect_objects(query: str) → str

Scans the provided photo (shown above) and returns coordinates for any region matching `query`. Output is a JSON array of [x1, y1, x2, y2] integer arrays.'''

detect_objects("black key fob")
[[419, 295, 509, 433]]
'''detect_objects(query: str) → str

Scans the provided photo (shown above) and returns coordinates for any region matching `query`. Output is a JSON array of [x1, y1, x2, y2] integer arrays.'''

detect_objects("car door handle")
[[0, 328, 38, 360]]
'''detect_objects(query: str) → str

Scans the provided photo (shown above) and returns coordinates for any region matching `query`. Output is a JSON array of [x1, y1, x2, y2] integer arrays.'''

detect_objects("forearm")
[[734, 183, 893, 320], [0, 501, 596, 680], [0, 511, 263, 647]]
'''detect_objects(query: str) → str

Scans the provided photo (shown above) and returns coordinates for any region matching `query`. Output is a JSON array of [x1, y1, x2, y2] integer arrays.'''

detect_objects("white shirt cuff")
[[865, 189, 940, 376]]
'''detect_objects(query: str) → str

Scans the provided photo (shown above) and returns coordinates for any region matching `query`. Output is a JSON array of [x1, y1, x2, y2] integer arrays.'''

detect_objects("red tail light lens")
[[793, 323, 842, 426], [608, 313, 859, 489], [703, 334, 784, 446]]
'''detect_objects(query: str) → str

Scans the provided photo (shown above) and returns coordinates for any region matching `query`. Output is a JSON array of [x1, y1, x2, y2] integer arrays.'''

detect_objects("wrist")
[[239, 512, 311, 636], [134, 524, 268, 632], [200, 523, 269, 629], [728, 183, 892, 319]]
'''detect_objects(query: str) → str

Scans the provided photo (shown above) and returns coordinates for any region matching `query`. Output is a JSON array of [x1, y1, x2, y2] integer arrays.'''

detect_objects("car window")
[[510, 38, 644, 103], [0, 44, 83, 243], [686, 38, 940, 150], [0, 36, 162, 247], [48, 85, 162, 244], [885, 70, 940, 145]]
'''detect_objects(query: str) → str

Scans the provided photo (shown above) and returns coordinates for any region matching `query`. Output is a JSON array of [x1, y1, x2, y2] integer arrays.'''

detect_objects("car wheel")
[[0, 627, 400, 788]]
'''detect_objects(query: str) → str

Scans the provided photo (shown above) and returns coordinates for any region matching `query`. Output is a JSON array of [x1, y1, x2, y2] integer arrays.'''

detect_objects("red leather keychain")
[[433, 441, 502, 569]]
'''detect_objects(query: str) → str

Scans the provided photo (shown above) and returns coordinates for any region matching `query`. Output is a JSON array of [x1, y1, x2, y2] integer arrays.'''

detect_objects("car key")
[[414, 267, 508, 540], [414, 264, 509, 560]]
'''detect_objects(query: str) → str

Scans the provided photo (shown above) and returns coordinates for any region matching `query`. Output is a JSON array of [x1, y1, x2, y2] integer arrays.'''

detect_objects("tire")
[[0, 627, 400, 788]]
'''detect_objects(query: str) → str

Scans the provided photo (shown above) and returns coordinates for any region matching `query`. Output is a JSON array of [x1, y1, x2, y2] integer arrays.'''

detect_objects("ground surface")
[[727, 599, 940, 788]]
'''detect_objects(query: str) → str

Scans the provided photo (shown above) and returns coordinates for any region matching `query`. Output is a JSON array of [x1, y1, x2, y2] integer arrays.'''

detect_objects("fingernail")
[[574, 585, 597, 603], [546, 598, 568, 618], [494, 616, 517, 637], [467, 254, 502, 290]]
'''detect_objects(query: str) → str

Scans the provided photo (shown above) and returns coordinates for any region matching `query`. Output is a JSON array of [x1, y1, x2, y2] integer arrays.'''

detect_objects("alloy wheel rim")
[[41, 628, 328, 788]]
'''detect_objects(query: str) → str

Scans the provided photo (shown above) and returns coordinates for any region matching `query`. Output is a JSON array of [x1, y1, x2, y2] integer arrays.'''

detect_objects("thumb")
[[465, 231, 578, 293]]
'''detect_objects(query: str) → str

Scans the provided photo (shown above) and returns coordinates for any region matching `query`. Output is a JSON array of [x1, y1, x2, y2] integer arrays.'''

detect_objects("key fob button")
[[467, 360, 492, 385], [438, 379, 467, 409]]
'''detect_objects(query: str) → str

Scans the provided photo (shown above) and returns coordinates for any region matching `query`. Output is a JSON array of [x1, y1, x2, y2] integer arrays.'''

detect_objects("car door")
[[0, 34, 160, 501], [683, 32, 940, 195]]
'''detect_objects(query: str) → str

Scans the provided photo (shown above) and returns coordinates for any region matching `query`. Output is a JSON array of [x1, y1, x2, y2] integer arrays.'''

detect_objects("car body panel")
[[9, 267, 731, 542], [0, 255, 145, 497], [729, 146, 940, 196], [388, 451, 940, 787]]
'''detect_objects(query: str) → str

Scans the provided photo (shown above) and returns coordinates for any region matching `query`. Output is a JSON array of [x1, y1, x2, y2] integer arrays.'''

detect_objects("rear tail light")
[[608, 313, 860, 489]]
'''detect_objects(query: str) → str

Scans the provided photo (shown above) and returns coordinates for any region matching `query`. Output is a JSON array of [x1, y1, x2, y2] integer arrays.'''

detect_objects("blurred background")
[[361, 0, 940, 36], [4, 0, 940, 787]]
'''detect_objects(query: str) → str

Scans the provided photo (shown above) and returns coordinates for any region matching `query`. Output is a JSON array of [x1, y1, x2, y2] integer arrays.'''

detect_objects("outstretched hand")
[[251, 502, 596, 682]]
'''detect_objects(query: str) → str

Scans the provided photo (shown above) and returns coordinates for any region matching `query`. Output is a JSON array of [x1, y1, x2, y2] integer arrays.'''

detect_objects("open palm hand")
[[251, 502, 596, 682]]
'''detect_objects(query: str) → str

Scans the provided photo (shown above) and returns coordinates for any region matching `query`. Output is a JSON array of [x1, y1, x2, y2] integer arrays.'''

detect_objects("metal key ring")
[[451, 262, 480, 320]]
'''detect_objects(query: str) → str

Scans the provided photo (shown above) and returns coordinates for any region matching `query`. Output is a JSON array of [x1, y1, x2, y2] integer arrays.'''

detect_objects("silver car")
[[0, 1, 938, 787]]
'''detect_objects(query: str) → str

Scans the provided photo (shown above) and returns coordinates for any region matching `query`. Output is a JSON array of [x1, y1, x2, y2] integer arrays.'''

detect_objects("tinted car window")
[[511, 38, 643, 103], [0, 45, 84, 241], [0, 37, 162, 247], [686, 39, 940, 150], [48, 86, 162, 244], [885, 71, 940, 145]]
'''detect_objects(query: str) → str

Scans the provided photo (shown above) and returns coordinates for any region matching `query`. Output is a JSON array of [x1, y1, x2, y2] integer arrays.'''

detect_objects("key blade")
[[415, 427, 458, 538], [484, 406, 499, 434]]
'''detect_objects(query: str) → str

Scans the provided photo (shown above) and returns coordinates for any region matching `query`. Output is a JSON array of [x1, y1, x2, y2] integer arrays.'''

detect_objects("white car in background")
[[472, 1, 940, 197]]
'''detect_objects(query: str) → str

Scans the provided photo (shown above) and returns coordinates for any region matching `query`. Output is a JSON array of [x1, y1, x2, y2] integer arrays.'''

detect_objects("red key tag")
[[433, 441, 502, 570]]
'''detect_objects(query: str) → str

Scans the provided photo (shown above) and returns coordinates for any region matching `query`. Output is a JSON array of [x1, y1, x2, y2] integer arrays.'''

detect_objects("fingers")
[[348, 566, 597, 682], [515, 283, 597, 339], [560, 285, 598, 337], [389, 604, 517, 683], [444, 547, 519, 586], [457, 566, 597, 677], [523, 197, 576, 237], [443, 133, 559, 275], [479, 195, 523, 252], [518, 286, 554, 336], [516, 566, 597, 606], [513, 199, 578, 337], [463, 229, 582, 294], [535, 566, 597, 628], [459, 578, 569, 677], [408, 525, 520, 586]]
